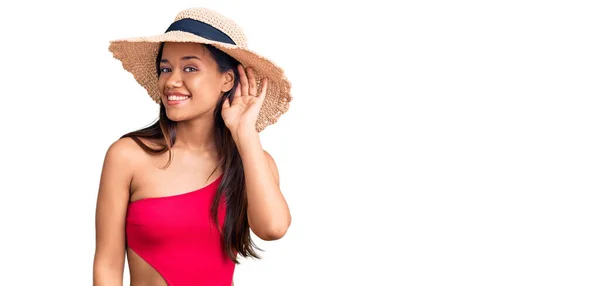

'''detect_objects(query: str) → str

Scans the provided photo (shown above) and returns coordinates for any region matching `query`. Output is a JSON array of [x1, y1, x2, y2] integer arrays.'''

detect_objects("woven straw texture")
[[108, 8, 291, 132]]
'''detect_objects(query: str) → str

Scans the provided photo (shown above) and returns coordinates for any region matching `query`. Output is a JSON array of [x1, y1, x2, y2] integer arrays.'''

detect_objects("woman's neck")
[[172, 117, 216, 153]]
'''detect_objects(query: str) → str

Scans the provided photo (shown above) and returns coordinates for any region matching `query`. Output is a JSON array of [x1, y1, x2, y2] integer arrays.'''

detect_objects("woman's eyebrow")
[[160, 55, 202, 63]]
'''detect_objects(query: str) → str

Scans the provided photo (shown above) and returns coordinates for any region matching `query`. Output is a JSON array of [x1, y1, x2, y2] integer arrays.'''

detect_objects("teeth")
[[167, 95, 190, 101]]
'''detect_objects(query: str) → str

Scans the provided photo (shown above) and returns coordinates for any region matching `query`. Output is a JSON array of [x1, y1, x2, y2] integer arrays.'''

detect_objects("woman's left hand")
[[222, 65, 268, 138]]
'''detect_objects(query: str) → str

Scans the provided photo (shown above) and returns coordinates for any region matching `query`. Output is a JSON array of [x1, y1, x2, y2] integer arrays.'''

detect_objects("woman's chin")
[[165, 111, 190, 122], [164, 102, 215, 122]]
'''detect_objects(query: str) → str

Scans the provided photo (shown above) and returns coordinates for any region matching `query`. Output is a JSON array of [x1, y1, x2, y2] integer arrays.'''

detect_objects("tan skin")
[[93, 42, 291, 286]]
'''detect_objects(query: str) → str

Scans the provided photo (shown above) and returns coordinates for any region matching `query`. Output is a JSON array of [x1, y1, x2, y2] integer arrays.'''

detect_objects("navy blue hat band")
[[165, 18, 236, 45]]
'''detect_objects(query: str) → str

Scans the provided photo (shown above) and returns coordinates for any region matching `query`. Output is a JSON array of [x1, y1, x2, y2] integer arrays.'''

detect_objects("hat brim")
[[108, 30, 291, 132]]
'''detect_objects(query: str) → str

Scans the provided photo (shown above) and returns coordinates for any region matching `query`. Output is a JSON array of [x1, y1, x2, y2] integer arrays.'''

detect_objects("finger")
[[231, 84, 244, 105], [237, 64, 249, 96], [247, 67, 257, 95], [233, 82, 242, 98], [258, 77, 268, 100]]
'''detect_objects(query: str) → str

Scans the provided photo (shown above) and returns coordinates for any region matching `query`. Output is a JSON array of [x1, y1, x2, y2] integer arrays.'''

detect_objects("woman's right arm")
[[93, 138, 135, 285]]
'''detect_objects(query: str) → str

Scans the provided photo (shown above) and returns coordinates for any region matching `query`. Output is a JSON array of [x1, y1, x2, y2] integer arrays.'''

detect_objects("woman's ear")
[[221, 69, 235, 93]]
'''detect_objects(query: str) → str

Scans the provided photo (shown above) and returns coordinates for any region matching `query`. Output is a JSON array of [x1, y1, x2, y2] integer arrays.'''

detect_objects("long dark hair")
[[121, 42, 261, 263]]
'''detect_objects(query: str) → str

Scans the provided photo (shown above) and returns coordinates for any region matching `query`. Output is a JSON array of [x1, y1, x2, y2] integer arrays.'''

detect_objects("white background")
[[0, 0, 599, 285]]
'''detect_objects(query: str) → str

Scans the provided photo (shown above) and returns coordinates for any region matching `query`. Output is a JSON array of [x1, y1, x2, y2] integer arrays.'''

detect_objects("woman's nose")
[[166, 71, 183, 88]]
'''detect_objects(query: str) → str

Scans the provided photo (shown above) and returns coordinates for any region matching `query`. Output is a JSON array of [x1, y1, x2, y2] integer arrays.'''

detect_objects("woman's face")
[[157, 42, 234, 122]]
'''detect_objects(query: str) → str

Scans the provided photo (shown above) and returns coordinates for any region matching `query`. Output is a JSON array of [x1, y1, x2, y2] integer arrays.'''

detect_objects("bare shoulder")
[[106, 136, 145, 155], [104, 137, 151, 167], [100, 138, 138, 186]]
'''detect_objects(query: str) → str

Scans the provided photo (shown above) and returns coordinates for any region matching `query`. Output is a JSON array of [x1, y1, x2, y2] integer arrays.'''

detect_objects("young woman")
[[93, 7, 292, 286]]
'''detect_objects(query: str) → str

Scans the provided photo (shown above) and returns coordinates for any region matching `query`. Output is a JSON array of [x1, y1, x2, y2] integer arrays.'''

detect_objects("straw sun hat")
[[108, 7, 292, 132]]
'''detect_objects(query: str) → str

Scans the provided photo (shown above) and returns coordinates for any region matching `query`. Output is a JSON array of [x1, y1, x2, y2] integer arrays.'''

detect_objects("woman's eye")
[[184, 67, 197, 72], [160, 67, 171, 73]]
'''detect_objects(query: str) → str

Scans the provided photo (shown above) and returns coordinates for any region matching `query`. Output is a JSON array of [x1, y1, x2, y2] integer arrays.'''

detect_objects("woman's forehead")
[[162, 42, 210, 58]]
